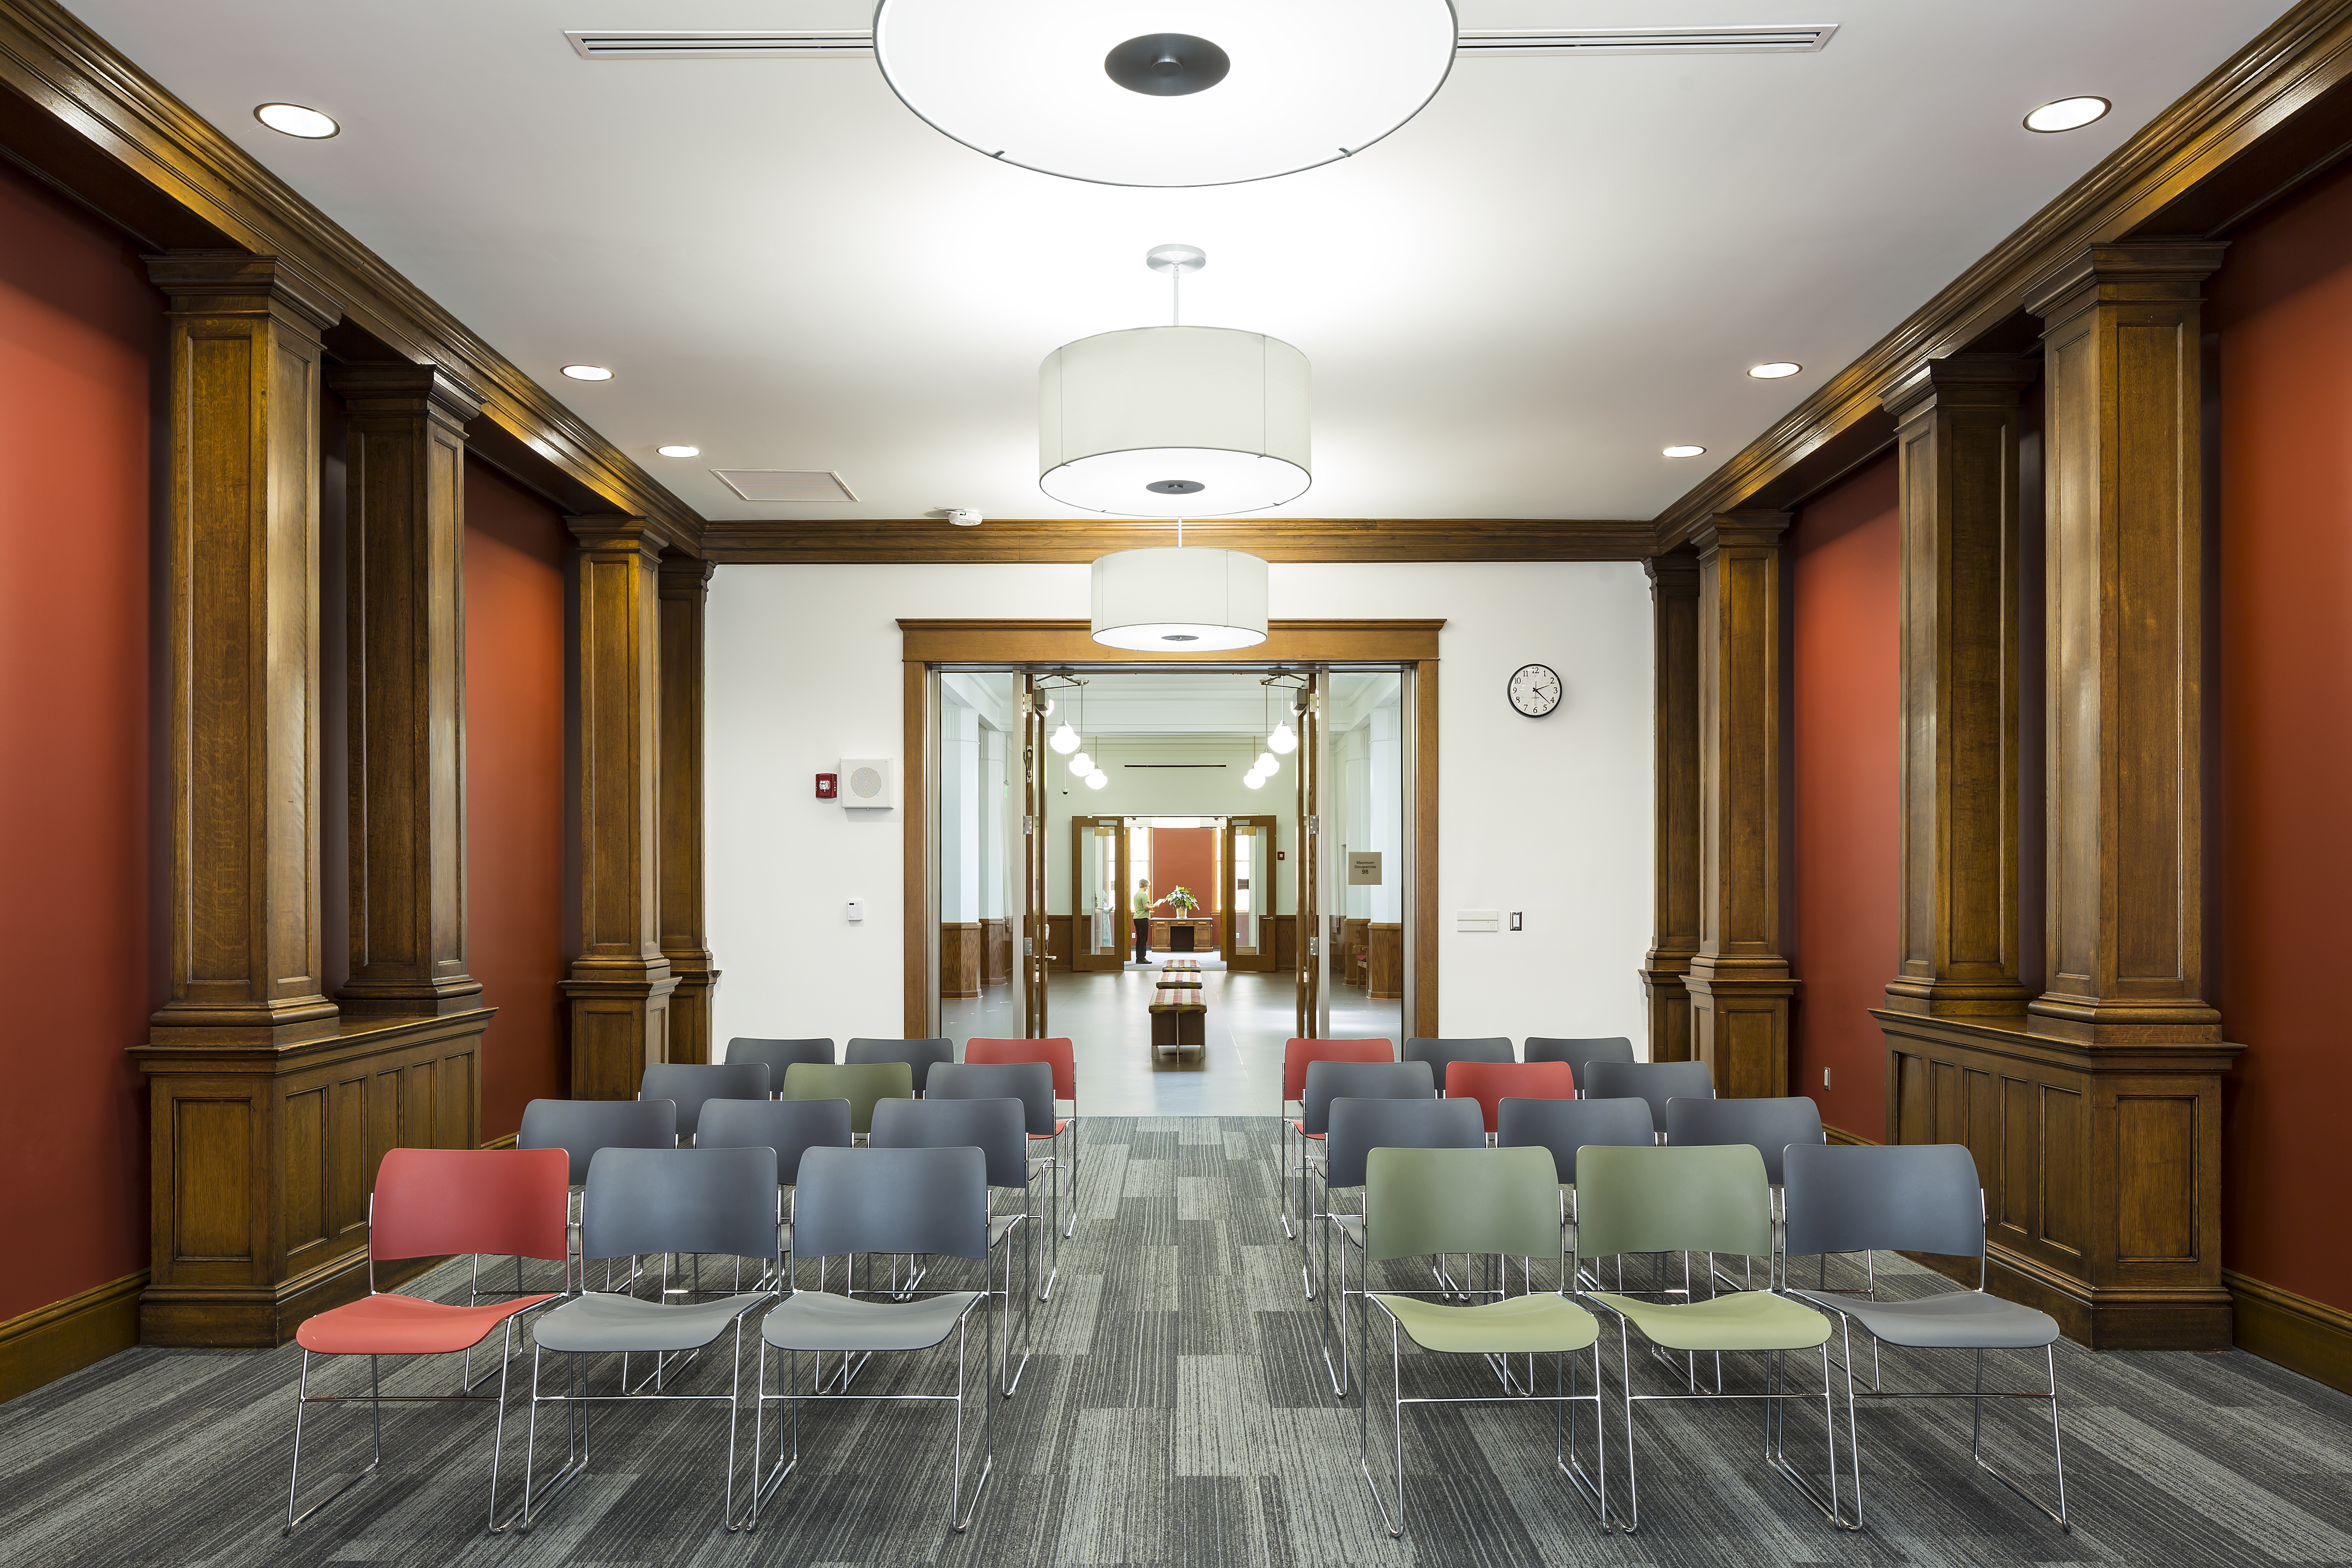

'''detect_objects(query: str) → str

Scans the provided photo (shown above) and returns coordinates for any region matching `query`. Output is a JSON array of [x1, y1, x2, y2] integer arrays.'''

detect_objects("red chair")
[[1279, 1039, 1395, 1244], [967, 1037, 1080, 1295], [1445, 1060, 1576, 1137], [284, 1147, 572, 1536]]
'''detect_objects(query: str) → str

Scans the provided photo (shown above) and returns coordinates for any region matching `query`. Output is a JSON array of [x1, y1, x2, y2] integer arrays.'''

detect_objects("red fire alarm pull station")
[[815, 773, 838, 800], [1276, 850, 1287, 861]]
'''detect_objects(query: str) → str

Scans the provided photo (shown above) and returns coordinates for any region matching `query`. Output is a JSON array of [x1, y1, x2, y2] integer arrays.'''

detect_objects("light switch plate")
[[846, 900, 865, 923]]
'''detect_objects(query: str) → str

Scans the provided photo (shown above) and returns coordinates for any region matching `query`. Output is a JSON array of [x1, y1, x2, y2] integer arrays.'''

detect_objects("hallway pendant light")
[[1069, 750, 1094, 775], [1255, 752, 1277, 775], [1050, 722, 1081, 754], [1086, 768, 1110, 790], [1243, 769, 1266, 790], [874, 0, 1457, 188], [1267, 720, 1297, 754]]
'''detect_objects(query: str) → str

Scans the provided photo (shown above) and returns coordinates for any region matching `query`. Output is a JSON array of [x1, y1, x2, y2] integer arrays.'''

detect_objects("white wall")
[[705, 562, 1655, 1050]]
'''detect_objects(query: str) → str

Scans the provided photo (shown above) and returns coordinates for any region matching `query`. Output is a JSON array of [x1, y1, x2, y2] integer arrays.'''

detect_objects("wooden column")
[[1640, 550, 1700, 1061], [1684, 513, 1796, 1097], [563, 517, 675, 1096], [657, 555, 719, 1064], [1881, 355, 2037, 1018], [327, 364, 485, 1016]]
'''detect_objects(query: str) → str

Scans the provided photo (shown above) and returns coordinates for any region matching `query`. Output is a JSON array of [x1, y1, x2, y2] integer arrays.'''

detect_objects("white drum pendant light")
[[874, 0, 1457, 188], [1092, 544, 1268, 651]]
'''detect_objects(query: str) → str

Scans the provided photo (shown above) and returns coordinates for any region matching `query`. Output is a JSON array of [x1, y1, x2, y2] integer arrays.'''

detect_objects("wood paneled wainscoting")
[[981, 917, 1013, 988], [940, 922, 982, 999], [1368, 923, 1403, 1001]]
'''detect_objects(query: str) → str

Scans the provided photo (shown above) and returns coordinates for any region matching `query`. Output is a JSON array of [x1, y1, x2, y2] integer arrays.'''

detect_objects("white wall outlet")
[[846, 900, 865, 923], [838, 758, 896, 809], [1822, 1067, 1832, 1089], [1509, 911, 1523, 931]]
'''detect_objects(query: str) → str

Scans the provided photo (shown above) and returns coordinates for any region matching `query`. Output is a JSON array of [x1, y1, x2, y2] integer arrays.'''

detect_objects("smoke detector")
[[946, 508, 983, 527]]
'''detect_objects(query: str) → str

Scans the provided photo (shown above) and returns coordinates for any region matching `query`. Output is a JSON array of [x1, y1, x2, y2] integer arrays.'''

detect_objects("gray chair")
[[870, 1096, 1040, 1395], [1782, 1142, 2067, 1532], [929, 1062, 1065, 1302], [697, 1098, 854, 1280], [750, 1146, 996, 1533], [1524, 1035, 1637, 1095], [1666, 1095, 1825, 1185], [639, 1062, 771, 1143], [1314, 1096, 1486, 1397], [517, 1097, 680, 1298], [1295, 1060, 1435, 1301], [1497, 1096, 1657, 1277], [520, 1146, 780, 1532], [847, 1037, 956, 1095], [1404, 1036, 1515, 1091], [727, 1037, 838, 1086], [1584, 1059, 1713, 1138]]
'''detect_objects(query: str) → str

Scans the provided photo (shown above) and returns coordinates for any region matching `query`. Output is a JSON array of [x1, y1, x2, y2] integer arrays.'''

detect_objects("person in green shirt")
[[1131, 877, 1157, 963]]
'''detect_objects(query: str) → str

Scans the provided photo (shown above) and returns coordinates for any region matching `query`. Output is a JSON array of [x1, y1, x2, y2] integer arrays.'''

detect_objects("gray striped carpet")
[[3, 1115, 2350, 1565]]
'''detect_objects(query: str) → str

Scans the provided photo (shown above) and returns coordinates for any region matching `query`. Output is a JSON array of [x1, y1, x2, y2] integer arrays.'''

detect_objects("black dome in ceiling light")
[[1104, 34, 1231, 96]]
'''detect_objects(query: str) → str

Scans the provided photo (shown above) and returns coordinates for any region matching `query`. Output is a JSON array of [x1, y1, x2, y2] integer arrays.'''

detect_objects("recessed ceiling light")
[[254, 103, 338, 139], [1662, 444, 1707, 459], [656, 445, 700, 457], [561, 364, 614, 381], [1748, 362, 1801, 380], [2025, 96, 2110, 133]]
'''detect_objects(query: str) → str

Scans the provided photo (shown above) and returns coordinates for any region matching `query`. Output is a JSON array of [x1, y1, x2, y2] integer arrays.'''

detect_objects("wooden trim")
[[898, 619, 1443, 665], [481, 1131, 518, 1150], [1823, 1123, 1875, 1147], [0, 1269, 147, 1403], [902, 662, 930, 1037], [2226, 1270, 2352, 1395], [1412, 663, 1439, 1037], [1654, 0, 2352, 547], [706, 517, 1653, 564]]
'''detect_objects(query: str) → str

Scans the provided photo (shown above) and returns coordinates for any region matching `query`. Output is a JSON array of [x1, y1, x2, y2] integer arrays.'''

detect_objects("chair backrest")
[[964, 1037, 1077, 1100], [725, 1036, 837, 1078], [371, 1147, 571, 1264], [1363, 1147, 1563, 1265], [640, 1061, 770, 1138], [1495, 1096, 1655, 1184], [1281, 1038, 1395, 1101], [1300, 1059, 1433, 1134], [1522, 1035, 1637, 1094], [1444, 1060, 1575, 1133], [578, 1146, 780, 1263], [1664, 1095, 1826, 1185], [846, 1037, 956, 1093], [1584, 1059, 1714, 1136], [928, 1060, 1057, 1136], [1573, 1144, 1772, 1263], [781, 1061, 914, 1135], [869, 1095, 1032, 1190], [1404, 1037, 1515, 1089], [517, 1097, 679, 1186], [1322, 1096, 1486, 1188], [694, 1096, 854, 1186], [792, 1145, 990, 1262], [1782, 1143, 1984, 1263]]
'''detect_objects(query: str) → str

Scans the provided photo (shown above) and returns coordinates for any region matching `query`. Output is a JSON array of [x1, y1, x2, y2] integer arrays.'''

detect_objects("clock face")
[[1508, 663, 1562, 718]]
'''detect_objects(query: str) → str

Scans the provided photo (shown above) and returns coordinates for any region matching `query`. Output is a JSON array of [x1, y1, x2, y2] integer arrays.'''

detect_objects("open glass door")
[[1021, 675, 1049, 1037], [1295, 671, 1325, 1038], [1225, 815, 1277, 972], [1071, 816, 1127, 971]]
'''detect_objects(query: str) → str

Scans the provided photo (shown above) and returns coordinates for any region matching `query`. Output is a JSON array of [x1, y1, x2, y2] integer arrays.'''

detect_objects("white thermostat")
[[839, 758, 897, 809]]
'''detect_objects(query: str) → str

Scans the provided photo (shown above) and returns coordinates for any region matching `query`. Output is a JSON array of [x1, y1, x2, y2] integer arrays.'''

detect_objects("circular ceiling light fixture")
[[1748, 362, 1801, 380], [1662, 444, 1707, 459], [1086, 768, 1110, 790], [2025, 96, 2110, 133], [1255, 752, 1278, 775], [562, 364, 614, 382], [657, 445, 700, 458], [874, 0, 1457, 187], [1092, 546, 1268, 650], [1243, 769, 1266, 790], [1267, 720, 1297, 754], [1069, 750, 1093, 776], [255, 103, 339, 139], [1050, 722, 1081, 754]]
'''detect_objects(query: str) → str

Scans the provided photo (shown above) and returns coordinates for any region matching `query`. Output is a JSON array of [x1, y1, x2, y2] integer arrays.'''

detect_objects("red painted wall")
[[2208, 157, 2352, 1315], [1787, 452, 1901, 1141], [0, 160, 166, 1321], [464, 460, 571, 1138], [1147, 826, 1220, 939]]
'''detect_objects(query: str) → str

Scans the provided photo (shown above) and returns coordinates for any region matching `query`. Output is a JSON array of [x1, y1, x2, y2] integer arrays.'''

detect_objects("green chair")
[[1574, 1143, 1855, 1533], [1357, 1146, 1607, 1539], [781, 1061, 913, 1138]]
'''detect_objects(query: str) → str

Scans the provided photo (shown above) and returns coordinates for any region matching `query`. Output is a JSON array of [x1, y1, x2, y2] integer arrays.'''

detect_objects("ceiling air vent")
[[711, 470, 859, 503], [1456, 25, 1839, 56], [565, 30, 874, 60]]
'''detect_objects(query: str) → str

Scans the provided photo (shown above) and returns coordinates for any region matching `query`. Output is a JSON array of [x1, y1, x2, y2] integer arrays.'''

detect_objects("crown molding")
[[0, 0, 702, 553], [1650, 0, 2352, 548], [703, 515, 1655, 565]]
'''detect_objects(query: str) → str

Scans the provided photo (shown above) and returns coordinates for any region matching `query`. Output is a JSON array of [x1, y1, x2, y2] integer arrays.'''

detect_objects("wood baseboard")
[[0, 1270, 147, 1404], [2227, 1270, 2352, 1395]]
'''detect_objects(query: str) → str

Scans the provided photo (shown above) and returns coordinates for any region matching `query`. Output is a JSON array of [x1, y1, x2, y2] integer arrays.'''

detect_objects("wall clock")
[[1507, 663, 1562, 718]]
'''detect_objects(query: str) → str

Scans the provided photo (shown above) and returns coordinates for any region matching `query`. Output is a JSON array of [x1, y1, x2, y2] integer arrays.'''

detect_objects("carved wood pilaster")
[[1685, 513, 1796, 1096], [327, 364, 486, 1017], [658, 555, 719, 1064], [1880, 355, 2039, 1018], [1641, 551, 1700, 1062]]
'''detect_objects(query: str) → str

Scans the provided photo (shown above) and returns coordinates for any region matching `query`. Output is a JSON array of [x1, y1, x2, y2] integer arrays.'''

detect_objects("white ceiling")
[[76, 0, 2275, 523]]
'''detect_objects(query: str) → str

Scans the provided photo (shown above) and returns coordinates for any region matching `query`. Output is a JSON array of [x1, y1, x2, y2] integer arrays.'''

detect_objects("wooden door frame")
[[1069, 815, 1129, 971], [1224, 814, 1279, 972], [902, 620, 1442, 1037]]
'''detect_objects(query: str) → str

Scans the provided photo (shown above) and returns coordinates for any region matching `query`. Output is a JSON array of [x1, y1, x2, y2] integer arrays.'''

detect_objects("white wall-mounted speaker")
[[839, 758, 897, 809]]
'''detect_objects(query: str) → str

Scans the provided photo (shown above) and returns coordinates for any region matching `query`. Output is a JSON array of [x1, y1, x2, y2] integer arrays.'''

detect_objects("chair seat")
[[297, 1291, 557, 1356], [1026, 1122, 1069, 1141], [1290, 1122, 1325, 1140], [533, 1290, 770, 1353], [1590, 1289, 1832, 1353], [762, 1289, 984, 1353], [1789, 1286, 2060, 1350], [1373, 1291, 1600, 1355]]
